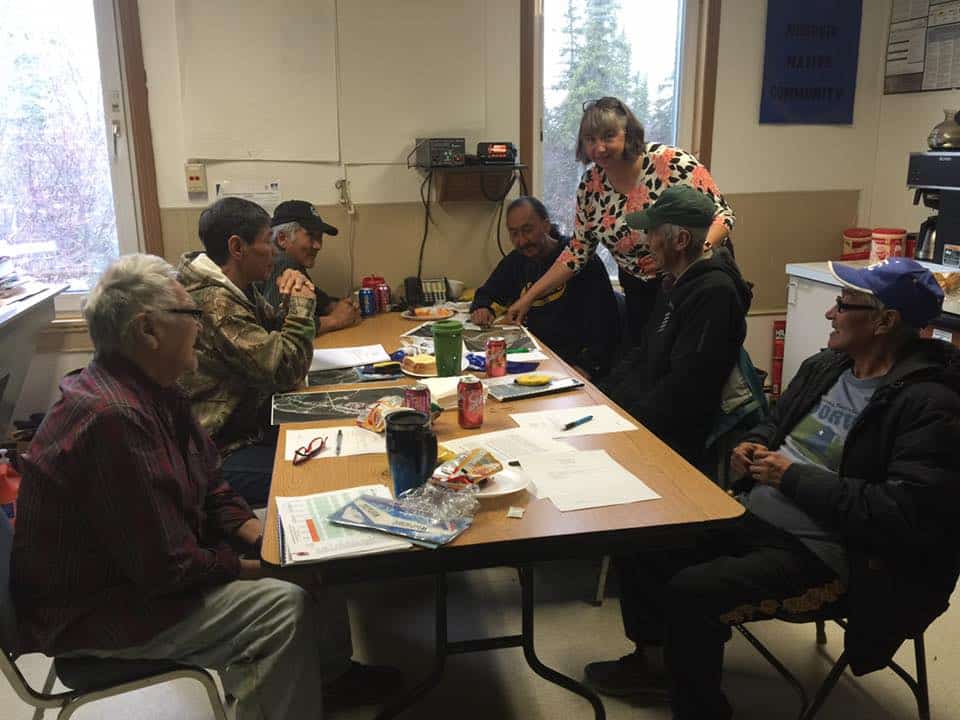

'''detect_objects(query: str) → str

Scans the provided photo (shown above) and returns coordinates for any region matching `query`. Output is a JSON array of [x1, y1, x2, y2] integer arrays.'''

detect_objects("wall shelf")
[[427, 164, 528, 203]]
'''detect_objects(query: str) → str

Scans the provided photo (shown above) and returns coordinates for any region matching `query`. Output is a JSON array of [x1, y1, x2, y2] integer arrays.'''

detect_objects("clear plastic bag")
[[397, 481, 479, 523]]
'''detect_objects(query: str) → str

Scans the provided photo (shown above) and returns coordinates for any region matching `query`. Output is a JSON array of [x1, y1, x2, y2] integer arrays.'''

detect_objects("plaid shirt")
[[11, 355, 255, 655]]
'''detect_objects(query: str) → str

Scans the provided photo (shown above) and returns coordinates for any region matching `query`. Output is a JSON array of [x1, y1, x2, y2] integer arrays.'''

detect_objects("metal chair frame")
[[1, 650, 228, 720], [735, 617, 930, 720]]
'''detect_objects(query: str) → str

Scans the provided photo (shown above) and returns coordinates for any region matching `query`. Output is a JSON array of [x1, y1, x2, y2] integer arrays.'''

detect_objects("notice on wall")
[[885, 0, 960, 93], [759, 0, 863, 124]]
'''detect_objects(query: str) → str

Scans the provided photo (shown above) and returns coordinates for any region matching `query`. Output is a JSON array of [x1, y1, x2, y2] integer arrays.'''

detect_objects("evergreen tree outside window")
[[543, 0, 683, 277], [0, 1, 136, 297]]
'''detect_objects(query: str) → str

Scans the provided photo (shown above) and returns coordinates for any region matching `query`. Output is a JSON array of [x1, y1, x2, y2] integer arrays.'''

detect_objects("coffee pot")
[[916, 216, 937, 261]]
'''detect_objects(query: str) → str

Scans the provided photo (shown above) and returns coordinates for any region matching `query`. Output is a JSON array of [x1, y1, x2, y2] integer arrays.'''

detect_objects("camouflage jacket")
[[176, 251, 315, 454]]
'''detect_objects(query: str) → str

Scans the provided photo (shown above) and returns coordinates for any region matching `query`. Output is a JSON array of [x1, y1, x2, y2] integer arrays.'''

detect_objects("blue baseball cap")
[[827, 258, 944, 328]]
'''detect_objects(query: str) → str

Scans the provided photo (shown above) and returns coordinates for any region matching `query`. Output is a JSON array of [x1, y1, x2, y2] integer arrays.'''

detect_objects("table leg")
[[373, 573, 449, 720], [519, 565, 606, 720], [374, 567, 605, 719]]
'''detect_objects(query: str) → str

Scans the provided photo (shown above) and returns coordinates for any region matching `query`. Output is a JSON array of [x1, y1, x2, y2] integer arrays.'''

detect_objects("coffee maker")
[[907, 151, 960, 263]]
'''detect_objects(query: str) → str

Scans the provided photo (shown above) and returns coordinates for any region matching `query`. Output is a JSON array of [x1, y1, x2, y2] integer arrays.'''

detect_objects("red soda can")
[[375, 282, 391, 312], [485, 336, 507, 377], [404, 383, 432, 417], [457, 374, 484, 429]]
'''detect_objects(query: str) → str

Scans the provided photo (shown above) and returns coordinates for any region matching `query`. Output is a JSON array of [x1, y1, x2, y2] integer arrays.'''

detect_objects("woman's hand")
[[504, 296, 532, 325]]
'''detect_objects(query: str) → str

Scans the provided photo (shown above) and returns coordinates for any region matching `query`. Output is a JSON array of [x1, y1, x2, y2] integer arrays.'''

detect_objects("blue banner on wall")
[[759, 0, 862, 124]]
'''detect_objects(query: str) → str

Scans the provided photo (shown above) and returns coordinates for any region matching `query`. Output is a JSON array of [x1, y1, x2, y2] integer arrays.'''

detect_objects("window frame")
[[52, 0, 162, 316], [521, 0, 722, 200]]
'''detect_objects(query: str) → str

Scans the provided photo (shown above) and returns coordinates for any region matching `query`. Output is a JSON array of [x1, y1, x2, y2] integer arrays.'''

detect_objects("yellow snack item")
[[514, 373, 552, 386], [437, 444, 457, 464]]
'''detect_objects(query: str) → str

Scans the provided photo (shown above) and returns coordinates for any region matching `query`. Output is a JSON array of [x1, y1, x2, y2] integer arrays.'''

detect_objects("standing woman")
[[506, 97, 735, 341]]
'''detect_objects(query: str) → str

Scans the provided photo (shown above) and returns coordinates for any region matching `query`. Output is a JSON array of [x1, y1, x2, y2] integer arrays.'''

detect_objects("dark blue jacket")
[[470, 238, 620, 376]]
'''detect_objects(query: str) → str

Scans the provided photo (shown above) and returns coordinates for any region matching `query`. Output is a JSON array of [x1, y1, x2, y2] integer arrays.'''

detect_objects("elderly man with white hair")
[[261, 199, 360, 334], [11, 254, 399, 719]]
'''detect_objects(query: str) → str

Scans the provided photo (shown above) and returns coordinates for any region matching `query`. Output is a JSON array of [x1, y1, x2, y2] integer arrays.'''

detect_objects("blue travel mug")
[[385, 410, 438, 496]]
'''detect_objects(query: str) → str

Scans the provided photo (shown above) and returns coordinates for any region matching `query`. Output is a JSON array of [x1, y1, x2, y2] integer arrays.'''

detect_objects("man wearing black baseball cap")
[[588, 256, 960, 720], [264, 200, 360, 334]]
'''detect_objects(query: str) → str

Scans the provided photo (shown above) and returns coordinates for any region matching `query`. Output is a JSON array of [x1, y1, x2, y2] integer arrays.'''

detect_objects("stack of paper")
[[276, 485, 410, 565], [509, 404, 637, 438], [519, 450, 660, 511], [442, 428, 576, 464], [311, 345, 390, 371], [284, 426, 385, 460]]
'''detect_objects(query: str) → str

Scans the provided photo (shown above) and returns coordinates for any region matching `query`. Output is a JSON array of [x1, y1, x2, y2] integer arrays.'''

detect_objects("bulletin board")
[[175, 0, 340, 161], [885, 0, 960, 93]]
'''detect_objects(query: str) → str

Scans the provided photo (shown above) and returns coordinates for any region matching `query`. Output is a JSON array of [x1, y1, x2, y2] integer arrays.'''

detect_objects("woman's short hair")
[[576, 97, 646, 164], [83, 254, 180, 356]]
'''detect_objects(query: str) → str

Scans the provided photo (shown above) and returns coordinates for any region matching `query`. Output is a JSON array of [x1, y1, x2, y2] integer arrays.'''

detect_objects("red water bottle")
[[0, 449, 21, 527]]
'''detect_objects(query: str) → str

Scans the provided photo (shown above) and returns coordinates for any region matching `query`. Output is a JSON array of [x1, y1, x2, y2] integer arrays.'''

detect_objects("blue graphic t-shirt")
[[742, 369, 881, 581]]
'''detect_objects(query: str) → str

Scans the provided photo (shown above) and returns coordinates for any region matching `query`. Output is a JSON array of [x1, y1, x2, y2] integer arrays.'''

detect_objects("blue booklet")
[[328, 494, 472, 548]]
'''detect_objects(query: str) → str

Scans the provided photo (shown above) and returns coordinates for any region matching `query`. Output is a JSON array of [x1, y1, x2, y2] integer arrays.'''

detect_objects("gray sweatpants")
[[69, 578, 352, 720]]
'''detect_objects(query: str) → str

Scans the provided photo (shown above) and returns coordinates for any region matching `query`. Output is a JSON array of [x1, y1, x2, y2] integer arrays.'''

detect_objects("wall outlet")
[[184, 162, 207, 194]]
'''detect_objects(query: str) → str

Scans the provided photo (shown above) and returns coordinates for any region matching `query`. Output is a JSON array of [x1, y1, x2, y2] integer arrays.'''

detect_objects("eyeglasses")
[[582, 97, 626, 113], [292, 435, 327, 465], [834, 296, 876, 313]]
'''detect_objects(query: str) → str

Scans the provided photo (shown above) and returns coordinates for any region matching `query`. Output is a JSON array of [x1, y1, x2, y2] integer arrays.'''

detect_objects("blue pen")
[[562, 414, 593, 431]]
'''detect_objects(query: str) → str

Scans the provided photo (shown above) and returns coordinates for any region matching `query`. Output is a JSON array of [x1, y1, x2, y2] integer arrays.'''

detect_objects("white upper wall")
[[710, 0, 889, 223], [139, 0, 519, 208]]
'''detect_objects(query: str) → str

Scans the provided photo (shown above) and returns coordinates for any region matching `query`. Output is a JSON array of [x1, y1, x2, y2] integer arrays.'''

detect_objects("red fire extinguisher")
[[771, 320, 786, 398]]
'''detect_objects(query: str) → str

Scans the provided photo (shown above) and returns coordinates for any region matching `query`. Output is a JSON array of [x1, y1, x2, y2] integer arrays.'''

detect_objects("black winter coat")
[[601, 248, 752, 465], [743, 339, 960, 674]]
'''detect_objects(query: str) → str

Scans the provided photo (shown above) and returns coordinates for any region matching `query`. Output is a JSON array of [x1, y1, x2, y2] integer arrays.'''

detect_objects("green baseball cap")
[[625, 185, 715, 231]]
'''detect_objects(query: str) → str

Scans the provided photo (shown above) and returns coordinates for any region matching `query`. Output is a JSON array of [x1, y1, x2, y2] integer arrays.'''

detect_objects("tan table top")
[[261, 313, 743, 580]]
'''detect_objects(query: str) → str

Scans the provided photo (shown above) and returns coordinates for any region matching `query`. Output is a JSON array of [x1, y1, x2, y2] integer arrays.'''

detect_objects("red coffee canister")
[[457, 374, 484, 429]]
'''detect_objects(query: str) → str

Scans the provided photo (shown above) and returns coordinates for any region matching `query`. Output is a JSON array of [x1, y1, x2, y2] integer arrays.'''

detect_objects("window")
[[0, 0, 140, 311], [540, 0, 684, 277]]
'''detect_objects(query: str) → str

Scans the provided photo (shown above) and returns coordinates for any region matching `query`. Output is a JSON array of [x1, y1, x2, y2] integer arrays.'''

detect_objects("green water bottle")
[[431, 320, 463, 377]]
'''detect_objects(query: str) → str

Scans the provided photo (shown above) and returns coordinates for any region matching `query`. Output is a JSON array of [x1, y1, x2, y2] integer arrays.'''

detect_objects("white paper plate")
[[400, 308, 455, 321], [477, 468, 531, 499], [401, 367, 438, 378]]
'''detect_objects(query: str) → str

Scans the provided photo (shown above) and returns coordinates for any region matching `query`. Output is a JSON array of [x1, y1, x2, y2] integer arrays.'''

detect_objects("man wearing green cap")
[[598, 184, 752, 466]]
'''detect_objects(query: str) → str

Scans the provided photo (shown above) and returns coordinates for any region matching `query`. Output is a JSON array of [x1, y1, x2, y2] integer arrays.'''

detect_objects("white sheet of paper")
[[508, 404, 637, 438], [518, 450, 660, 511], [310, 344, 390, 371], [285, 426, 385, 460], [442, 428, 577, 463]]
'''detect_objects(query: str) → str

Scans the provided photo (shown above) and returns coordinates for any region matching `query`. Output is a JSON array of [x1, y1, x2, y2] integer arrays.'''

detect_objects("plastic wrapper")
[[355, 395, 407, 433], [396, 481, 479, 524], [430, 448, 503, 488]]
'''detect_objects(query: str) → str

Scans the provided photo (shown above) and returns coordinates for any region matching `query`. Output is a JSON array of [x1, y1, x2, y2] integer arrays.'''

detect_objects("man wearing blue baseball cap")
[[587, 257, 960, 719]]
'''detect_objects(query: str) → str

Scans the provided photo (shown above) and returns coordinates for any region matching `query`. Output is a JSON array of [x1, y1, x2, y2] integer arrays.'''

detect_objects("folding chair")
[[735, 607, 930, 720], [0, 514, 227, 720]]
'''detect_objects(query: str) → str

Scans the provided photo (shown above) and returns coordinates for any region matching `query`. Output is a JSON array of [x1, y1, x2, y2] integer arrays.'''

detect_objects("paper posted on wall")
[[276, 485, 410, 566]]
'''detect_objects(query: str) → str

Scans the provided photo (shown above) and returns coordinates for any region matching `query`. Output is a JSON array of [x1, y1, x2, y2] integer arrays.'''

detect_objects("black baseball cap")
[[625, 185, 715, 231], [271, 200, 339, 236]]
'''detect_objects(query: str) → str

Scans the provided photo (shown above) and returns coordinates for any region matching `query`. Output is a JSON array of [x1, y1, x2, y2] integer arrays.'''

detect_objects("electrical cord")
[[417, 170, 434, 279], [493, 169, 520, 257]]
